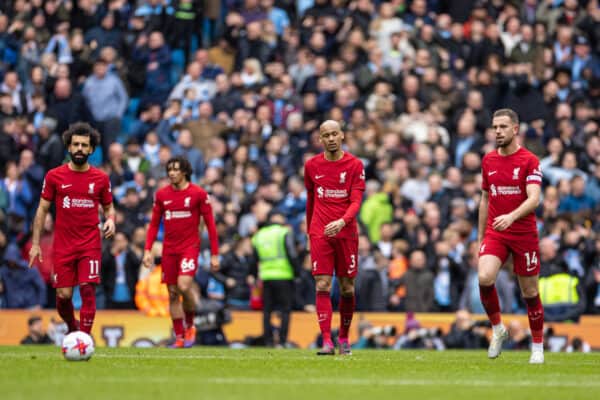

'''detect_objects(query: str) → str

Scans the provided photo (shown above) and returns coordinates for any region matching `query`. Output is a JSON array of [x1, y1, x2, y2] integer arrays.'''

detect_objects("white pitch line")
[[27, 376, 600, 388]]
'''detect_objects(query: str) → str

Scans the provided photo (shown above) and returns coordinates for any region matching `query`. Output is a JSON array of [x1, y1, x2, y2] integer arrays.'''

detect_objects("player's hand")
[[142, 251, 154, 269], [103, 217, 116, 238], [324, 219, 346, 237], [210, 255, 220, 272], [28, 244, 42, 268], [492, 213, 515, 231]]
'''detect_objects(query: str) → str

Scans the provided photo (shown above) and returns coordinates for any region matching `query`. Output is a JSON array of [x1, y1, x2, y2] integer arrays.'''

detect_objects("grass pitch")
[[1, 346, 598, 400]]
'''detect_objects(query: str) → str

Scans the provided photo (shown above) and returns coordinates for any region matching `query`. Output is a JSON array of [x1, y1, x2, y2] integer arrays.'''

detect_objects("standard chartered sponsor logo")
[[165, 210, 192, 220], [63, 196, 95, 208], [490, 185, 521, 196], [317, 187, 348, 198]]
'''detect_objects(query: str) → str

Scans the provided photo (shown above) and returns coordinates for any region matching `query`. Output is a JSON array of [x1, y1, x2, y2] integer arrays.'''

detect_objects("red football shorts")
[[52, 250, 102, 288], [479, 230, 540, 276], [161, 249, 200, 284], [310, 235, 358, 278]]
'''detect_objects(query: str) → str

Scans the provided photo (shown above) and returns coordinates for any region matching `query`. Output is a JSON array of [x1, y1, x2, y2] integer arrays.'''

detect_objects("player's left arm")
[[100, 176, 116, 238], [101, 202, 116, 238], [200, 192, 220, 271], [324, 162, 366, 237]]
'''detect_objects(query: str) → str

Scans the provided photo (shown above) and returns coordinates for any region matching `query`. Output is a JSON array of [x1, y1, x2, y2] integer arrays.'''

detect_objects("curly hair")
[[62, 122, 101, 149], [166, 156, 193, 181]]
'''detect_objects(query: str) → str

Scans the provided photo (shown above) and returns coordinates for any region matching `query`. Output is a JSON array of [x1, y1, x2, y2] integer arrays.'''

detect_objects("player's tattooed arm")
[[29, 198, 52, 267], [102, 203, 116, 238]]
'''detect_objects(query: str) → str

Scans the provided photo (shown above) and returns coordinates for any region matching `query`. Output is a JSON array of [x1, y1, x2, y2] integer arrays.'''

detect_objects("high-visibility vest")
[[251, 225, 294, 281], [539, 273, 579, 305]]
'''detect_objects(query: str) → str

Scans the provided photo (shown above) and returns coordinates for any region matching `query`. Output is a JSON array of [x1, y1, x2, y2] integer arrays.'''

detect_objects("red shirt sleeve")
[[481, 156, 489, 192], [525, 154, 543, 186], [341, 160, 365, 225], [303, 162, 314, 231], [144, 191, 163, 251], [100, 173, 113, 206], [40, 170, 55, 202], [199, 191, 219, 256]]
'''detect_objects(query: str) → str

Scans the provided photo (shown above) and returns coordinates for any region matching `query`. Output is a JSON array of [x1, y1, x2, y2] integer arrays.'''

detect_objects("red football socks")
[[525, 294, 544, 343], [479, 284, 502, 325], [79, 284, 96, 334], [184, 310, 195, 329], [56, 295, 77, 332], [338, 294, 355, 341], [316, 291, 333, 345], [172, 318, 184, 339]]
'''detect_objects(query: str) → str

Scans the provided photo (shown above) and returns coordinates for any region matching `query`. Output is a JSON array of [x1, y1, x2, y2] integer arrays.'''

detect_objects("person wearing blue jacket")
[[0, 243, 46, 309]]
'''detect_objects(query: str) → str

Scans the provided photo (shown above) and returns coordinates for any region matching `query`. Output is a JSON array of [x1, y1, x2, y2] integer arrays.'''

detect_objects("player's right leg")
[[56, 287, 79, 332], [478, 236, 509, 358], [310, 236, 336, 355], [162, 254, 185, 348], [53, 254, 79, 332]]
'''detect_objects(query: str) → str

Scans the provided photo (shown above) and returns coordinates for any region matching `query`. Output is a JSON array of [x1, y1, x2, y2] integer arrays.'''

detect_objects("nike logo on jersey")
[[315, 175, 325, 179], [61, 184, 72, 188], [488, 171, 497, 176], [164, 200, 172, 205], [88, 275, 99, 279], [526, 264, 536, 272]]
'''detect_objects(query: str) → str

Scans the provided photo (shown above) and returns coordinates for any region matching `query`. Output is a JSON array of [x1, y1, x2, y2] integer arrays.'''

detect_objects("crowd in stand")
[[1, 0, 600, 328]]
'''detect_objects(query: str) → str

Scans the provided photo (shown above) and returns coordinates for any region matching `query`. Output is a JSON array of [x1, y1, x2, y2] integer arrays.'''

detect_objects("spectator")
[[212, 237, 256, 309], [82, 58, 128, 159], [20, 316, 53, 345], [34, 117, 64, 171], [0, 243, 46, 309], [444, 310, 489, 350], [102, 231, 141, 309], [392, 249, 434, 312]]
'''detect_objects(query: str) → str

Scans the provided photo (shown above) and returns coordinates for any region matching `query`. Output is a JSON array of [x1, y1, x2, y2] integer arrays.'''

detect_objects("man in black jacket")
[[211, 237, 256, 309]]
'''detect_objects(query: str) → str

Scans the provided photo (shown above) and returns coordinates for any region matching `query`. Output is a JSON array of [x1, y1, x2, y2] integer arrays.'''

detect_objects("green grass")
[[1, 347, 598, 400]]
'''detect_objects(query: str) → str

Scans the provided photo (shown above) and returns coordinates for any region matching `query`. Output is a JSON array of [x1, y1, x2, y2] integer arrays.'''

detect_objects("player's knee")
[[168, 289, 180, 302], [522, 288, 539, 298], [315, 279, 331, 292], [56, 288, 72, 299], [340, 286, 354, 297], [178, 283, 192, 295], [478, 271, 495, 286]]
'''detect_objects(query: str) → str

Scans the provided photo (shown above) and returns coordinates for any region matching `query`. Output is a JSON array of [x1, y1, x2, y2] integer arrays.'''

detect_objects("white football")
[[61, 331, 95, 361]]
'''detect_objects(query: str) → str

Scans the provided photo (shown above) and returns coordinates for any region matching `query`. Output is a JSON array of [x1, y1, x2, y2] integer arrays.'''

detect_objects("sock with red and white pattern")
[[479, 284, 502, 326], [316, 291, 333, 346], [525, 294, 544, 344], [79, 284, 96, 334], [338, 294, 355, 342]]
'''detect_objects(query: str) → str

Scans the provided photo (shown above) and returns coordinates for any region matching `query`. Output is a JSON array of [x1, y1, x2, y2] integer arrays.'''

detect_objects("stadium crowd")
[[1, 0, 600, 332]]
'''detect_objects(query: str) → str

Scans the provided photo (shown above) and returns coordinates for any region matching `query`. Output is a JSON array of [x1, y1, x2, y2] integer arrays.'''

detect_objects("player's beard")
[[69, 151, 89, 166], [496, 136, 513, 148]]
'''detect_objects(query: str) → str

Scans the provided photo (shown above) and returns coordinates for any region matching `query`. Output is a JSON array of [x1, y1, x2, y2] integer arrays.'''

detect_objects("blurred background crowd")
[[0, 0, 600, 335]]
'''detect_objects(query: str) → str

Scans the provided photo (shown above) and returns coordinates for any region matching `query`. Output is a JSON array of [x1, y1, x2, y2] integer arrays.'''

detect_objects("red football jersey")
[[304, 152, 365, 239], [145, 183, 219, 255], [481, 147, 542, 234], [41, 165, 112, 254]]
